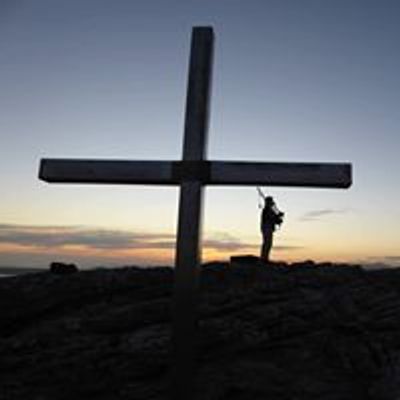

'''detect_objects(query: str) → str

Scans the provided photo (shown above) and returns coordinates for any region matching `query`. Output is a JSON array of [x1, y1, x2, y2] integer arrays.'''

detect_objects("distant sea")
[[0, 267, 44, 278], [0, 274, 16, 279], [0, 273, 17, 279]]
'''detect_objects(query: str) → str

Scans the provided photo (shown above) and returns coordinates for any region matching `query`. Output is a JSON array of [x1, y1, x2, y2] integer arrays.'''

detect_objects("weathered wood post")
[[171, 27, 213, 399]]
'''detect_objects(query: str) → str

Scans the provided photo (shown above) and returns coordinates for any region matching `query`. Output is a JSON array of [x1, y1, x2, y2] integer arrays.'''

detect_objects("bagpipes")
[[257, 187, 285, 228], [256, 187, 266, 208]]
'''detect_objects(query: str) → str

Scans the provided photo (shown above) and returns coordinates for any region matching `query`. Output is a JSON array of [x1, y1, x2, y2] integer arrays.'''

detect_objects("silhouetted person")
[[260, 196, 284, 262]]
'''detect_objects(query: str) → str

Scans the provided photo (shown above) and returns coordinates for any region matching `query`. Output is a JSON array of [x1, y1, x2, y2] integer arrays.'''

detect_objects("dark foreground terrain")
[[1, 261, 400, 400]]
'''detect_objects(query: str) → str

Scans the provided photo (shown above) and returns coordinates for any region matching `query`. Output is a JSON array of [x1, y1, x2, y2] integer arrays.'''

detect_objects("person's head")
[[265, 196, 274, 206]]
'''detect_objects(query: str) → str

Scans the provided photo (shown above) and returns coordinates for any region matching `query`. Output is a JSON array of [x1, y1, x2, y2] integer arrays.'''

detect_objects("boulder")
[[49, 262, 78, 275]]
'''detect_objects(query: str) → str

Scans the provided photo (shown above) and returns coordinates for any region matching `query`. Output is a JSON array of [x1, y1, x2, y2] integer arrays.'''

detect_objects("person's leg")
[[261, 230, 273, 262]]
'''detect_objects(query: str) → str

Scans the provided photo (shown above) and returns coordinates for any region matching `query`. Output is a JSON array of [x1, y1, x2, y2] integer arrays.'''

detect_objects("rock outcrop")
[[49, 262, 79, 275], [1, 262, 400, 399]]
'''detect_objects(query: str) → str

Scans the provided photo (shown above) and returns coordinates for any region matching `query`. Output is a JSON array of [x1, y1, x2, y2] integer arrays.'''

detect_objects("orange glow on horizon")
[[0, 245, 350, 267], [0, 239, 393, 267]]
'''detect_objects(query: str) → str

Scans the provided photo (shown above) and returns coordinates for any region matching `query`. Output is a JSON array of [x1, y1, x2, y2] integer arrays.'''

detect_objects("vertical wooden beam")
[[172, 27, 214, 399], [181, 27, 213, 160]]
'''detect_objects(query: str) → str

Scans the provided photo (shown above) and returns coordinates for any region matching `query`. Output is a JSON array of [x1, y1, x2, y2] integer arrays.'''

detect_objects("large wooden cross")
[[39, 27, 352, 399]]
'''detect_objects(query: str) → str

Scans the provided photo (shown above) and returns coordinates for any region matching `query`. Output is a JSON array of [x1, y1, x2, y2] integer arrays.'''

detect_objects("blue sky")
[[1, 0, 399, 268]]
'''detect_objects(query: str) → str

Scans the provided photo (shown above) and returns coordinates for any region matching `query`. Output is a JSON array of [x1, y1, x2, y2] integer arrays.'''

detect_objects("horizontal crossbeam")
[[211, 161, 352, 188], [40, 158, 352, 188], [39, 159, 173, 185]]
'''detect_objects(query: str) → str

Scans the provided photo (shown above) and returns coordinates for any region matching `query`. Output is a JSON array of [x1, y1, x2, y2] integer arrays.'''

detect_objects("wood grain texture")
[[40, 159, 351, 188], [39, 159, 173, 184], [210, 161, 352, 188], [172, 27, 214, 400]]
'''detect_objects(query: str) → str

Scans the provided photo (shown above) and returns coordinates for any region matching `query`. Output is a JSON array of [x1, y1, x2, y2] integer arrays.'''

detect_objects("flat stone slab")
[[230, 254, 262, 265]]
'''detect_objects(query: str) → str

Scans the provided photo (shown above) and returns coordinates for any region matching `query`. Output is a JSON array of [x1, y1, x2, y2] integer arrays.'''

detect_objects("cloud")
[[274, 245, 304, 251], [202, 232, 257, 251], [0, 224, 174, 250], [362, 256, 400, 267], [0, 224, 265, 253], [0, 224, 305, 268], [353, 256, 400, 270], [299, 208, 349, 222], [381, 256, 400, 262]]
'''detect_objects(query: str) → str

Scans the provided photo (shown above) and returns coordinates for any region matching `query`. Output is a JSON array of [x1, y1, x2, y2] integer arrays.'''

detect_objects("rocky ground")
[[1, 261, 400, 399]]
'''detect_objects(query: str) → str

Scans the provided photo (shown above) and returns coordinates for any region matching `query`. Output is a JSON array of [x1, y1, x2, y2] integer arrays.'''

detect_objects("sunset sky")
[[1, 0, 399, 268]]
